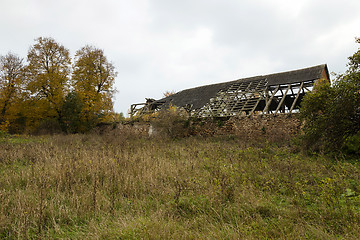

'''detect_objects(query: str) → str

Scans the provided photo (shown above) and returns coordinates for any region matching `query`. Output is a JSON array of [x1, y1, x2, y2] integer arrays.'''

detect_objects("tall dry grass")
[[0, 131, 359, 239]]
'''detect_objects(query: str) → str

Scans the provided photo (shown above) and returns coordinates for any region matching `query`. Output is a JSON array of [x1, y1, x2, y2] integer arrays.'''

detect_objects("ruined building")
[[130, 64, 330, 118]]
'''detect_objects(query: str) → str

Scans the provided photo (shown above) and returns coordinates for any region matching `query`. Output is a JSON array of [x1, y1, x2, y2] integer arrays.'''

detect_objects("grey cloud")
[[0, 0, 359, 114]]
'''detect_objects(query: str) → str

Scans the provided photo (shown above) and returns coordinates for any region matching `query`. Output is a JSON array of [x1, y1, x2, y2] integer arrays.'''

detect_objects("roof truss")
[[130, 64, 328, 118], [192, 80, 313, 117]]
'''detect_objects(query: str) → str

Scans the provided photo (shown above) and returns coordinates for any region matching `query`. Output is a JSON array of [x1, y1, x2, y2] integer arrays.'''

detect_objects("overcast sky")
[[1, 0, 359, 114]]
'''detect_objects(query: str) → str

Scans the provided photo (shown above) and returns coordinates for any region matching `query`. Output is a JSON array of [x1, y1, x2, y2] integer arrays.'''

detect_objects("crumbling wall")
[[227, 114, 302, 142], [180, 114, 302, 142], [94, 121, 150, 137], [97, 114, 302, 143]]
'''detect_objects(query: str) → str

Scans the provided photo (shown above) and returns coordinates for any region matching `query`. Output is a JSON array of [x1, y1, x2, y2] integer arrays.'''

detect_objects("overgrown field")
[[0, 133, 359, 239]]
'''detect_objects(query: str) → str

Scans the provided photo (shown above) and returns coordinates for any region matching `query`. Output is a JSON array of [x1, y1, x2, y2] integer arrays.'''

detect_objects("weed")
[[0, 134, 359, 239]]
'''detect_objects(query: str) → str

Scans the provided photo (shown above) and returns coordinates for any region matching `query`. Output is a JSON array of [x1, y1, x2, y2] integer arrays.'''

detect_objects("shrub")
[[150, 105, 190, 138], [300, 38, 360, 153], [343, 131, 360, 155], [33, 118, 63, 135], [60, 91, 84, 133]]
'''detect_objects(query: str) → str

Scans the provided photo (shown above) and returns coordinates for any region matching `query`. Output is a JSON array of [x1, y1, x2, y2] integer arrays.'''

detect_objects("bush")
[[150, 105, 190, 138], [300, 38, 360, 153], [343, 131, 360, 155], [60, 91, 84, 133], [33, 118, 63, 135]]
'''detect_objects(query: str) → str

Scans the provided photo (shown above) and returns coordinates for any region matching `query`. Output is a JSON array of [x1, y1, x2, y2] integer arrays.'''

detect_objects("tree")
[[301, 38, 360, 153], [0, 53, 24, 131], [163, 90, 176, 97], [25, 37, 71, 128], [60, 91, 84, 133], [72, 45, 117, 130]]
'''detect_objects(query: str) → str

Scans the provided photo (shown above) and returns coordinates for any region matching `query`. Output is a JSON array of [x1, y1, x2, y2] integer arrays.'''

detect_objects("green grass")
[[0, 133, 359, 239], [0, 132, 40, 144]]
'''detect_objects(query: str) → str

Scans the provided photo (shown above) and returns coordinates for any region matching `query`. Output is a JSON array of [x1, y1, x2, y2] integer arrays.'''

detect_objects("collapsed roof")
[[131, 64, 329, 117]]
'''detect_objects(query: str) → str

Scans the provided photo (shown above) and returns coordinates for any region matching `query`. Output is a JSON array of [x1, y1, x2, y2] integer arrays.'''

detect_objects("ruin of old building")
[[130, 64, 330, 117]]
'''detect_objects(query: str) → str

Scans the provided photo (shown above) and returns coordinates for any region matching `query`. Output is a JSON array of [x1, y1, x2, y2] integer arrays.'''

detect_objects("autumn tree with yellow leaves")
[[0, 37, 118, 134], [24, 37, 71, 131], [0, 53, 24, 131], [71, 45, 117, 131]]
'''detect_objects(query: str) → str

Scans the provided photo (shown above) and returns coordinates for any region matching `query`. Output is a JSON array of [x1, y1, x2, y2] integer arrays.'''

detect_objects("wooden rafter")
[[289, 82, 304, 113], [263, 85, 280, 114], [274, 84, 291, 115]]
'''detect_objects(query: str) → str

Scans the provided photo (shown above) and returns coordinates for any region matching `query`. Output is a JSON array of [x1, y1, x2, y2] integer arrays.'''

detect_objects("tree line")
[[0, 37, 117, 134]]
